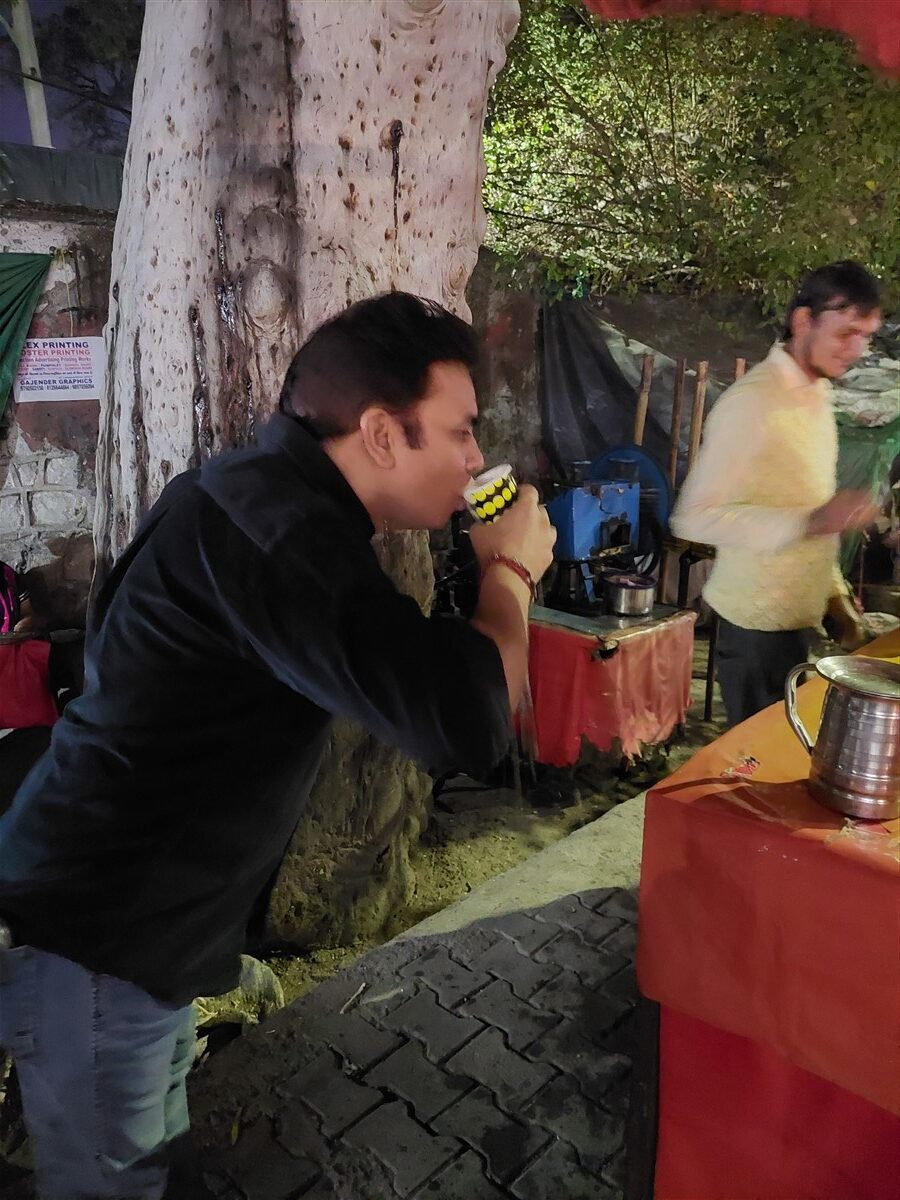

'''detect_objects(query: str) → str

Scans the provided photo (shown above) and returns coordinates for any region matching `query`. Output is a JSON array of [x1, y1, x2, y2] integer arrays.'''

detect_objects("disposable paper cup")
[[464, 464, 519, 524]]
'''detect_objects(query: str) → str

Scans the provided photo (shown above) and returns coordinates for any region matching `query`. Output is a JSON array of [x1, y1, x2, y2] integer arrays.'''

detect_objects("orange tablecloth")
[[638, 629, 900, 1197], [527, 609, 696, 764]]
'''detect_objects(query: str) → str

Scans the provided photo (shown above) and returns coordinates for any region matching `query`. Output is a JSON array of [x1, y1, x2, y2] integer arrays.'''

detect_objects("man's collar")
[[259, 413, 375, 539], [768, 343, 831, 399]]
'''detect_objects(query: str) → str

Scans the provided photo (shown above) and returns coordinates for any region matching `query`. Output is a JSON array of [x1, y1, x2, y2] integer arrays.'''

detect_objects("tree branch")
[[662, 25, 684, 228], [0, 65, 131, 115], [486, 205, 648, 239], [488, 179, 646, 226], [523, 58, 650, 210], [488, 154, 671, 220], [69, 63, 100, 90]]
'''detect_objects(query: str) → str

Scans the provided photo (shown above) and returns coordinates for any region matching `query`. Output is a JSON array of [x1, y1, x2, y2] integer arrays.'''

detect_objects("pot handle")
[[784, 662, 817, 754]]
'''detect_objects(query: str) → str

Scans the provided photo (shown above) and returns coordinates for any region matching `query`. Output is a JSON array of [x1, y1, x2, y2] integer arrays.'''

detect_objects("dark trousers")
[[715, 617, 813, 728]]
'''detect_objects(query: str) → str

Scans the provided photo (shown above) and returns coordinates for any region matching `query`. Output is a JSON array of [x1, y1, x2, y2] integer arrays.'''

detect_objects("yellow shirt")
[[671, 344, 845, 631]]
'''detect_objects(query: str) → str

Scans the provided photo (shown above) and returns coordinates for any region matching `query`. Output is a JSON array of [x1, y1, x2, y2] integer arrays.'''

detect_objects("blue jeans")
[[0, 944, 195, 1200]]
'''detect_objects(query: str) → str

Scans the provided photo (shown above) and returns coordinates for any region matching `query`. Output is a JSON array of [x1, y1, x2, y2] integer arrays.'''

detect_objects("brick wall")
[[0, 209, 113, 627]]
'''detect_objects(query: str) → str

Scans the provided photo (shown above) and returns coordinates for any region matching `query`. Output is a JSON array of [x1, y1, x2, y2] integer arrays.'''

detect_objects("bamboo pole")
[[687, 360, 709, 469], [667, 356, 687, 488], [658, 355, 688, 604], [633, 353, 654, 446], [734, 357, 746, 381]]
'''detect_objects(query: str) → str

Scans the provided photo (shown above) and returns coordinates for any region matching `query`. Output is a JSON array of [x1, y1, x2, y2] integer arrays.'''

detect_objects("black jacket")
[[0, 415, 509, 1003]]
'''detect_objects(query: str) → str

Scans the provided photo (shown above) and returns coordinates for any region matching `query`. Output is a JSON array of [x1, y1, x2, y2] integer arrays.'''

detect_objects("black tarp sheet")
[[539, 297, 726, 485]]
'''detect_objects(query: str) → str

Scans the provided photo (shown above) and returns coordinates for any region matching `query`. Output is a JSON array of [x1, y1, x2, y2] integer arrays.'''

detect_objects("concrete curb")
[[396, 794, 646, 938]]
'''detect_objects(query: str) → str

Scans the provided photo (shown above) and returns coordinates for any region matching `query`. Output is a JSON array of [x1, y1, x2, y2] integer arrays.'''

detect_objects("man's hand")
[[469, 485, 556, 584], [827, 593, 868, 652], [807, 490, 880, 537], [468, 488, 556, 710]]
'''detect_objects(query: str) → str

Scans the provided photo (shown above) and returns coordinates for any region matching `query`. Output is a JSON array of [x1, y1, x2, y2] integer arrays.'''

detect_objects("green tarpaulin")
[[837, 411, 900, 573], [0, 252, 52, 419]]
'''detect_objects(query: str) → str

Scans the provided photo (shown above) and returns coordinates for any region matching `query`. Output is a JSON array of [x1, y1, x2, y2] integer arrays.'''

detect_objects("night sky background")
[[1, 0, 130, 152]]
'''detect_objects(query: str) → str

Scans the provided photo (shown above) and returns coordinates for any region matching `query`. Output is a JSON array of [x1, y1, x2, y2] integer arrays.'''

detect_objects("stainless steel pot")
[[603, 572, 655, 617], [785, 655, 900, 821]]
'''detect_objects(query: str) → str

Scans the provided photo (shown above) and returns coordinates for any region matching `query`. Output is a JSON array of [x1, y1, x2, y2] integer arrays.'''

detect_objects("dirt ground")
[[265, 633, 726, 1003]]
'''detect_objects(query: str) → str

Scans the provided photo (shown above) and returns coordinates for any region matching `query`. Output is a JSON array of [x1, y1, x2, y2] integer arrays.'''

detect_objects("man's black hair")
[[278, 291, 479, 442], [783, 261, 881, 341]]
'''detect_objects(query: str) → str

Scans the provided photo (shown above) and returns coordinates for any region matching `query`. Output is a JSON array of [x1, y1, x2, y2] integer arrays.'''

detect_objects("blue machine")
[[546, 480, 640, 562], [544, 447, 671, 610], [588, 446, 671, 532], [545, 471, 641, 605]]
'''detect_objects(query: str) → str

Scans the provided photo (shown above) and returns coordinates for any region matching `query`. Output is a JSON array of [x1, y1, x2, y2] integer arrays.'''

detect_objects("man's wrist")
[[806, 508, 826, 537], [480, 554, 536, 602]]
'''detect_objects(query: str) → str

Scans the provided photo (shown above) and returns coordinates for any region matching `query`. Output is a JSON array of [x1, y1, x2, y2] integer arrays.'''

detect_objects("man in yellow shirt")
[[672, 262, 881, 726]]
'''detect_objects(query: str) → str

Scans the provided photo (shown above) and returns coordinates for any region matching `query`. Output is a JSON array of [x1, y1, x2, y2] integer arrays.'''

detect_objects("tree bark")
[[7, 0, 53, 148], [96, 0, 519, 947]]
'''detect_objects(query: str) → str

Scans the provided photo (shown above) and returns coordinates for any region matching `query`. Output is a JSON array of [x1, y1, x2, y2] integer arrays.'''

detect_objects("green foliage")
[[34, 0, 144, 153], [484, 1, 900, 310]]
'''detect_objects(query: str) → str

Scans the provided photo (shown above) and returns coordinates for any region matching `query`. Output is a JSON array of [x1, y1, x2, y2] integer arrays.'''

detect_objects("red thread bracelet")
[[481, 553, 536, 601]]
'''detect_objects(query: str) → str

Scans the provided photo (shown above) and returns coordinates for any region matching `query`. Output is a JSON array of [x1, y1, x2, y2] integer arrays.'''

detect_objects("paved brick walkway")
[[192, 888, 639, 1200]]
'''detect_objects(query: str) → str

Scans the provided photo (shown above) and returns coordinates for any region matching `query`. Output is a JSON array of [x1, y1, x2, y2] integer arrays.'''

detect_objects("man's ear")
[[790, 305, 813, 340], [358, 408, 397, 469]]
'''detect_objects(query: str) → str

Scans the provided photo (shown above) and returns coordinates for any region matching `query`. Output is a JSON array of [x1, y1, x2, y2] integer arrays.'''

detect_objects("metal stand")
[[675, 543, 719, 721], [704, 612, 719, 722], [546, 559, 600, 613], [624, 995, 660, 1200]]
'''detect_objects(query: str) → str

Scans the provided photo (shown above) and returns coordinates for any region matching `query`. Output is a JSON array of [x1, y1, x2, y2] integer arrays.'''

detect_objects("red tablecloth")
[[527, 610, 696, 765], [656, 1008, 900, 1200], [0, 639, 58, 728], [638, 629, 900, 1197]]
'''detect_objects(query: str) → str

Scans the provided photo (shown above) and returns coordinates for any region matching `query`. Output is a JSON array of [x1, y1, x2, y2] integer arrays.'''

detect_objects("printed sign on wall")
[[13, 337, 106, 403]]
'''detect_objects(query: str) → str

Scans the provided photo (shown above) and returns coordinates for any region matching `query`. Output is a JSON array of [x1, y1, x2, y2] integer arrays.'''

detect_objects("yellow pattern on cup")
[[464, 464, 518, 523]]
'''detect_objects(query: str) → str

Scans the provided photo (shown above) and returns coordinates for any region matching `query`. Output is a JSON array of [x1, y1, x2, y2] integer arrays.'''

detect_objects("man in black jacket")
[[0, 293, 555, 1200]]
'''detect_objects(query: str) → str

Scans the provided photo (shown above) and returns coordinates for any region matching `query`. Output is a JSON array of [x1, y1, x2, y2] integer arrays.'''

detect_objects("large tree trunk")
[[96, 0, 519, 948]]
